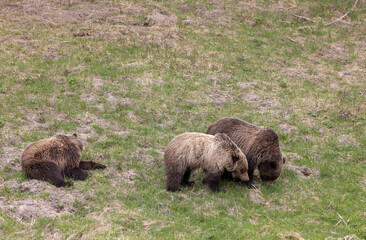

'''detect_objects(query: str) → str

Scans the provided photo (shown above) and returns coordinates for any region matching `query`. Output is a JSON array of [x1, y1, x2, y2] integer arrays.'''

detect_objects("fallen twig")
[[334, 212, 350, 227], [291, 13, 316, 23], [325, 0, 359, 26]]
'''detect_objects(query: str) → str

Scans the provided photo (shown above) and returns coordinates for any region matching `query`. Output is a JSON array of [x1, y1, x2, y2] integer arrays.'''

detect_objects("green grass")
[[0, 0, 365, 239]]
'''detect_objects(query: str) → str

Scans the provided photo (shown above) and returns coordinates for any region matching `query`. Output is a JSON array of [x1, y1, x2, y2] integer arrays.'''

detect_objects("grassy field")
[[0, 0, 365, 239]]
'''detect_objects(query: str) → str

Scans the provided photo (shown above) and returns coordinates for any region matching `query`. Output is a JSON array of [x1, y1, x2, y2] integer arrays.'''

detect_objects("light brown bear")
[[164, 132, 249, 192], [206, 118, 285, 187], [21, 134, 106, 187]]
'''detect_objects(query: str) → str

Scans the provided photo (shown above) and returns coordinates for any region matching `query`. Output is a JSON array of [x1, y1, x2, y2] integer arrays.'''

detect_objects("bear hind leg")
[[25, 162, 73, 188], [166, 169, 185, 192], [79, 161, 106, 170], [65, 168, 88, 180]]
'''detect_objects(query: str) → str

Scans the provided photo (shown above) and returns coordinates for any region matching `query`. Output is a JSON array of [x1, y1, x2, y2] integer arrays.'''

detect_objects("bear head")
[[258, 153, 285, 182], [55, 133, 83, 152], [214, 133, 249, 182]]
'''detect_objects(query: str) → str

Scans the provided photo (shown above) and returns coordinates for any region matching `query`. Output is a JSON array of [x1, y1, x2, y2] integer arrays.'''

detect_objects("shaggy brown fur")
[[21, 134, 106, 187], [206, 118, 285, 186], [164, 132, 249, 192]]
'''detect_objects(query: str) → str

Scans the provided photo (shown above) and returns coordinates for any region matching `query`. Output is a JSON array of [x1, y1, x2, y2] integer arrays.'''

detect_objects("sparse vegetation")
[[0, 0, 365, 239]]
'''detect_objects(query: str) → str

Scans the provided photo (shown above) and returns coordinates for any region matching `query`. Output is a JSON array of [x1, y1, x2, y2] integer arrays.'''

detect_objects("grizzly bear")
[[21, 134, 106, 187], [164, 132, 249, 192], [206, 118, 285, 186]]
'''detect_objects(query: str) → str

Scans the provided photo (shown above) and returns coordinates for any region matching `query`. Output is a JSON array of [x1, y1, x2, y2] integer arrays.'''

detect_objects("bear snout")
[[240, 174, 249, 182]]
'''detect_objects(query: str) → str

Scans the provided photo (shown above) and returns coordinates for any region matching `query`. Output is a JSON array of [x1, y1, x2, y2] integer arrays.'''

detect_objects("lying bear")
[[21, 134, 106, 187]]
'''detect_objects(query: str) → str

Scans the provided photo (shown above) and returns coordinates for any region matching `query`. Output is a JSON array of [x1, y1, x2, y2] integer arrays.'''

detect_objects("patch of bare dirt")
[[240, 93, 281, 112], [337, 134, 358, 147], [2, 133, 21, 146], [91, 76, 105, 89], [106, 93, 132, 107], [249, 189, 267, 205], [278, 232, 305, 240], [284, 152, 301, 162], [285, 164, 319, 178], [0, 0, 118, 26], [122, 169, 137, 186], [126, 112, 139, 122], [131, 148, 162, 167], [209, 89, 232, 107], [319, 43, 349, 61], [80, 92, 99, 105], [0, 179, 85, 221], [134, 74, 163, 86], [279, 123, 298, 134], [44, 47, 60, 62], [178, 4, 207, 13], [0, 146, 20, 171], [182, 17, 201, 25], [241, 94, 262, 102], [259, 99, 282, 108], [76, 112, 129, 142], [146, 9, 177, 26], [237, 81, 258, 90], [120, 7, 147, 16]]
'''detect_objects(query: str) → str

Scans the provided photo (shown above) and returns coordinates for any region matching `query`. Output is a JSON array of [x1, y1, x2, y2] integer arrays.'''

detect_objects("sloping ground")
[[0, 0, 365, 239]]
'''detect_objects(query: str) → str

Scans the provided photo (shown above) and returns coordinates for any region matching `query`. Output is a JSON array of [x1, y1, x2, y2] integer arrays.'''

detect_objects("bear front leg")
[[244, 167, 255, 188], [65, 168, 88, 180], [181, 170, 194, 187], [202, 172, 222, 192], [79, 161, 106, 170]]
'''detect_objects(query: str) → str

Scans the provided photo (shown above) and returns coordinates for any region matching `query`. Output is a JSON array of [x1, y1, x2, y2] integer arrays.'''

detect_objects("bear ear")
[[232, 155, 239, 163], [226, 161, 235, 171], [73, 133, 78, 138]]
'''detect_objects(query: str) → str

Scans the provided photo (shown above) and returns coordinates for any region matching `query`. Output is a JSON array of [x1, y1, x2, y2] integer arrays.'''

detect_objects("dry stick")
[[291, 13, 316, 23], [325, 0, 359, 26]]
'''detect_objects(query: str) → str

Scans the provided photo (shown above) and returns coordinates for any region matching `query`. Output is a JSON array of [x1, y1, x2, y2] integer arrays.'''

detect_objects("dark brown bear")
[[164, 132, 249, 192], [21, 134, 106, 187], [206, 118, 285, 186]]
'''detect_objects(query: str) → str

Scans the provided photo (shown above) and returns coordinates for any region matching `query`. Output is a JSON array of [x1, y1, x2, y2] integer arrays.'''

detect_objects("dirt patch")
[[249, 189, 267, 205], [76, 112, 127, 141], [337, 134, 358, 147], [121, 7, 147, 16], [259, 99, 282, 108], [0, 1, 119, 26], [279, 124, 298, 134], [209, 89, 232, 106], [241, 94, 262, 102], [0, 146, 21, 171], [126, 112, 139, 122], [178, 4, 207, 13], [285, 164, 318, 177], [284, 152, 301, 162], [91, 76, 105, 89], [131, 148, 162, 167], [80, 92, 99, 105], [106, 93, 132, 107], [45, 47, 60, 62], [0, 180, 85, 221], [122, 169, 137, 186], [237, 81, 258, 90], [278, 232, 305, 240], [241, 94, 281, 112], [146, 9, 177, 26]]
